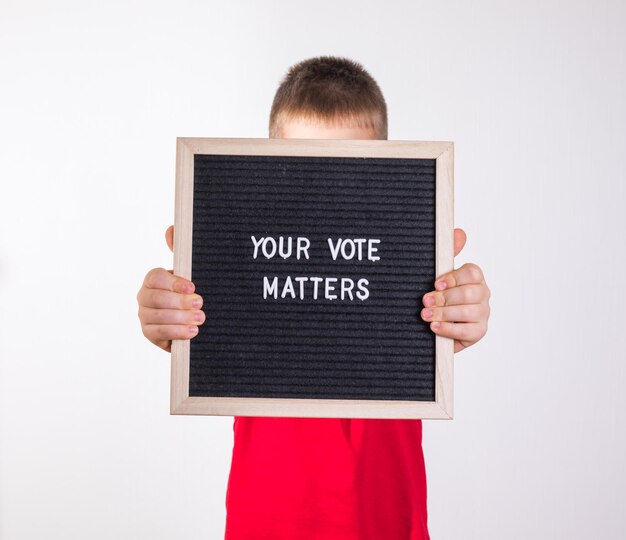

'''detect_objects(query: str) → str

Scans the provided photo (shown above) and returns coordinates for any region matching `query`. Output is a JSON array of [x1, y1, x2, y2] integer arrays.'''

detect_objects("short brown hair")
[[269, 56, 388, 140]]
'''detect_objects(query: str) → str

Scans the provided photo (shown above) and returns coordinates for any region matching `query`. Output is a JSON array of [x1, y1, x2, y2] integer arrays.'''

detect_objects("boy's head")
[[269, 56, 388, 141]]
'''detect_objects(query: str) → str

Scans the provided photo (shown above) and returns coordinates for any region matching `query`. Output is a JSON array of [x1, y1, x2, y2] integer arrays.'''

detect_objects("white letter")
[[262, 237, 277, 258], [354, 238, 367, 260], [263, 276, 278, 299], [325, 277, 338, 300], [327, 238, 342, 260], [278, 236, 292, 259], [356, 278, 370, 301], [340, 239, 356, 260], [281, 276, 296, 299], [294, 277, 309, 299], [297, 237, 310, 260], [341, 278, 355, 300], [368, 239, 380, 262], [309, 277, 323, 300], [251, 236, 264, 259]]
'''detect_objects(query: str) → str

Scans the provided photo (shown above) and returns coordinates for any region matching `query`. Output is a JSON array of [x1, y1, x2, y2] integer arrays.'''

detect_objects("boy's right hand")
[[136, 225, 205, 352]]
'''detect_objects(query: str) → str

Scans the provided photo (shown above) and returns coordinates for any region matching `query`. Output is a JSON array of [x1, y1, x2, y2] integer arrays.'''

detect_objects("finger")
[[138, 306, 206, 326], [453, 228, 467, 258], [429, 320, 487, 344], [142, 323, 200, 345], [143, 267, 194, 294], [138, 288, 203, 310], [434, 262, 485, 291], [422, 283, 489, 308], [157, 340, 171, 353], [166, 225, 174, 253], [421, 303, 488, 324], [146, 335, 172, 353]]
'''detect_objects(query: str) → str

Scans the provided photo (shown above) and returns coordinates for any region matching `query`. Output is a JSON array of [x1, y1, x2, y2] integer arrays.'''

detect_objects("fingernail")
[[432, 322, 441, 330], [192, 298, 202, 308], [422, 309, 433, 319], [436, 281, 447, 290], [195, 311, 204, 322], [183, 283, 194, 293], [189, 326, 198, 335], [424, 296, 435, 307]]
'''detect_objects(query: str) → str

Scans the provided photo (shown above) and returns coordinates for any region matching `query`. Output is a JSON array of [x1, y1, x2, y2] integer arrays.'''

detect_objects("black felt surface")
[[189, 154, 436, 401]]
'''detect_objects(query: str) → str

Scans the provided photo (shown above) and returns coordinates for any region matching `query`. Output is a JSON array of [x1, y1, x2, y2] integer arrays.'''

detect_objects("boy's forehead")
[[277, 116, 378, 140]]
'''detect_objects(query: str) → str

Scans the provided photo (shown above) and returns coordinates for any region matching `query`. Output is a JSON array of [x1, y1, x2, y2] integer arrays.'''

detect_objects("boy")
[[137, 56, 491, 539]]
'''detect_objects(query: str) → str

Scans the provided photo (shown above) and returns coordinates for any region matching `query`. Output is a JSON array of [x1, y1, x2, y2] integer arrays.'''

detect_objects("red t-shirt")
[[224, 417, 429, 539]]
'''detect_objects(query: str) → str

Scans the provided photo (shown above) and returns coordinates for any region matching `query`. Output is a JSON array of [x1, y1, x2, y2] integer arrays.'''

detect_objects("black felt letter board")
[[188, 153, 436, 402]]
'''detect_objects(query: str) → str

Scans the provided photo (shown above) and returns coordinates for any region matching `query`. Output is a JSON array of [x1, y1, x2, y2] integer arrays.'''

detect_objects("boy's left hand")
[[420, 228, 491, 353]]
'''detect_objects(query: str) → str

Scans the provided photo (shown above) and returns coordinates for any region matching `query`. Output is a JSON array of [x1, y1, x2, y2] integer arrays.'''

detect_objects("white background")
[[1, 1, 625, 538]]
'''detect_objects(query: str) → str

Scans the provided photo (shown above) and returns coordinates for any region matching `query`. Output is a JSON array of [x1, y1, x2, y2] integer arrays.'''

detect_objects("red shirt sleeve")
[[225, 416, 430, 539]]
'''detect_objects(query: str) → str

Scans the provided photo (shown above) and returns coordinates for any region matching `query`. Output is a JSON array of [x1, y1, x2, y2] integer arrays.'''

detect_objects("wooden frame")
[[171, 137, 454, 419]]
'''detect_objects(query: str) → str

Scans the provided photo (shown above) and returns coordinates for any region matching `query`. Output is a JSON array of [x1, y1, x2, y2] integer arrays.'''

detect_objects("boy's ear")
[[166, 225, 174, 253], [453, 228, 467, 258]]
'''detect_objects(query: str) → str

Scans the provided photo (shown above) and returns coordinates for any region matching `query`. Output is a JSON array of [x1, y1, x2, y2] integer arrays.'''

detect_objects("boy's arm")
[[420, 228, 491, 353], [136, 225, 205, 352]]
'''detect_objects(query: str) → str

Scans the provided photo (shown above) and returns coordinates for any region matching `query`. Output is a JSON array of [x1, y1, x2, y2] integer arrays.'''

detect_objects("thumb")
[[453, 228, 467, 257], [165, 225, 174, 253]]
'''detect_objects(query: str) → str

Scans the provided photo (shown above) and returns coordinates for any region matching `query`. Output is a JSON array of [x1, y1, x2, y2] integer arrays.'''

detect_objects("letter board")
[[171, 138, 454, 419]]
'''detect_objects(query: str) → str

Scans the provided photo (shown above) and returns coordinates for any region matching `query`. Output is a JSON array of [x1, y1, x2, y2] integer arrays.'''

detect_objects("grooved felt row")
[[189, 154, 436, 401]]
